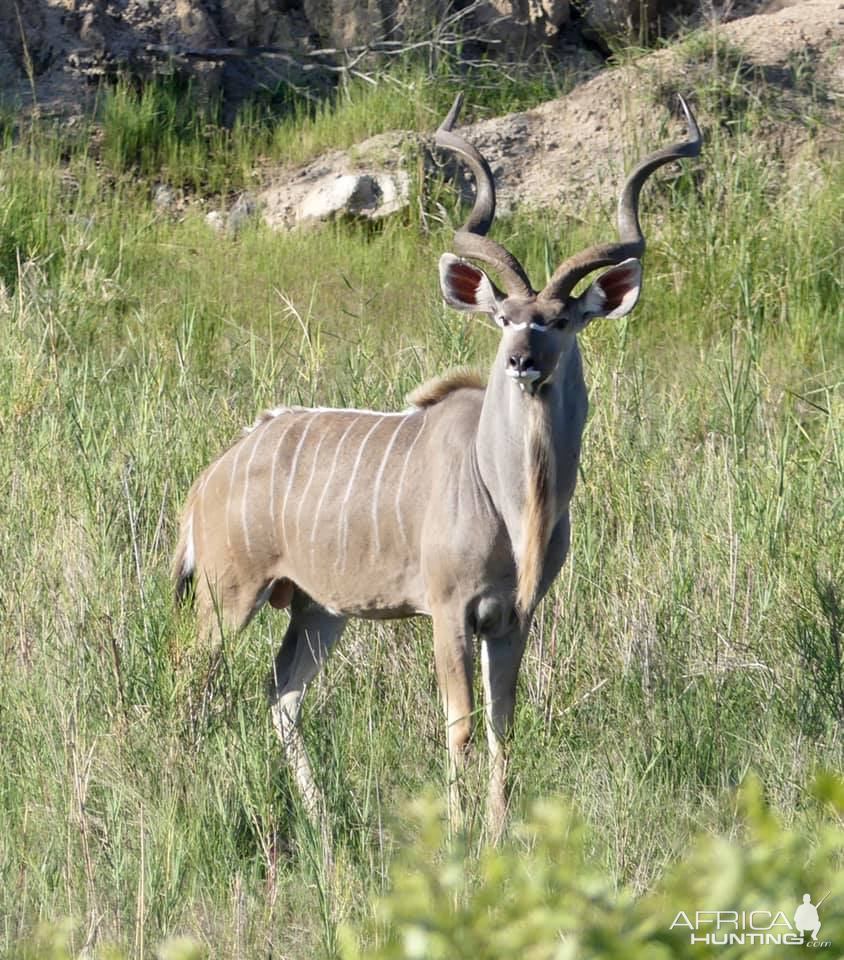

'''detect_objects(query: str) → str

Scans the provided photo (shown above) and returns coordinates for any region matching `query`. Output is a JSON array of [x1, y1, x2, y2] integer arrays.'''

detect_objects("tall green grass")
[[0, 57, 842, 958], [91, 57, 574, 192]]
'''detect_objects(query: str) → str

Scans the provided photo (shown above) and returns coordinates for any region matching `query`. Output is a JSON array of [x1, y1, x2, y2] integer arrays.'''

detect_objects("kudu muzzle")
[[503, 324, 556, 394]]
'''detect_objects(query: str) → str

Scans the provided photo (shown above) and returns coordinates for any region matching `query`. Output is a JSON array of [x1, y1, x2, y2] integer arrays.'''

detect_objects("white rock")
[[372, 171, 411, 217], [205, 210, 226, 232], [153, 183, 176, 208], [295, 172, 409, 223]]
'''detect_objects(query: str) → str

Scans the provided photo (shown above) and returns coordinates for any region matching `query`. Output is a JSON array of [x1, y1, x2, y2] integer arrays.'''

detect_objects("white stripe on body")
[[335, 415, 386, 573], [280, 414, 318, 551], [295, 431, 326, 548], [370, 414, 411, 554], [198, 439, 230, 531], [225, 439, 250, 552], [240, 421, 273, 559], [310, 416, 361, 568], [394, 413, 427, 545], [268, 415, 301, 546]]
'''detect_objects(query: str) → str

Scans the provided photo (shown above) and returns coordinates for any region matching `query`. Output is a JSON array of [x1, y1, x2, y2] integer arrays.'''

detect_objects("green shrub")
[[342, 775, 844, 959]]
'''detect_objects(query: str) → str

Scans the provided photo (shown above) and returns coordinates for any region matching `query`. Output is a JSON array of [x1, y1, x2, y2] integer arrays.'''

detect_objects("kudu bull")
[[173, 93, 701, 840]]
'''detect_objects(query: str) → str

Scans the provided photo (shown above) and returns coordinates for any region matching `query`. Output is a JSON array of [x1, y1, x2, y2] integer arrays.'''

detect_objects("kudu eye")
[[495, 313, 510, 329]]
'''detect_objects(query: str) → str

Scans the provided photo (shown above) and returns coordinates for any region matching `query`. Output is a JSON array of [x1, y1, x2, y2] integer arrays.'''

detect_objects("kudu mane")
[[518, 401, 555, 615], [407, 368, 486, 408]]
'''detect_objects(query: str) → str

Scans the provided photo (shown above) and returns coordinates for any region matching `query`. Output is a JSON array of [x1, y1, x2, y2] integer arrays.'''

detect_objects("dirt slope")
[[259, 0, 843, 228], [464, 0, 843, 216]]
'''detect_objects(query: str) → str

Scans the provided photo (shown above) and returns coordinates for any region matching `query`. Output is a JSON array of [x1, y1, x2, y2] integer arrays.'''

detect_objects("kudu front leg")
[[481, 626, 528, 843], [432, 607, 475, 834]]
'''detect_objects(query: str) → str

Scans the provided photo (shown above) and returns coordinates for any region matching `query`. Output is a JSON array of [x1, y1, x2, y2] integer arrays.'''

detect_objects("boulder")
[[296, 171, 410, 222], [473, 0, 571, 46], [259, 129, 413, 228], [205, 210, 227, 232]]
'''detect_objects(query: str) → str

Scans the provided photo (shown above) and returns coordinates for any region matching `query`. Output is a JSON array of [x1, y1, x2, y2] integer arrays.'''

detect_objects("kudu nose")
[[508, 353, 534, 373]]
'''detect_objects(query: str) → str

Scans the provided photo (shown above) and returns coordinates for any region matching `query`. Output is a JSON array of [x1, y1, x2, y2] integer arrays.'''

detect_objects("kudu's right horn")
[[436, 93, 702, 303], [539, 96, 702, 303]]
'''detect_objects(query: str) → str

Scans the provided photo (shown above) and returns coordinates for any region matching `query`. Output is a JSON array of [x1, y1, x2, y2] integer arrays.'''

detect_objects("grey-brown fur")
[[173, 93, 701, 843], [173, 381, 546, 837]]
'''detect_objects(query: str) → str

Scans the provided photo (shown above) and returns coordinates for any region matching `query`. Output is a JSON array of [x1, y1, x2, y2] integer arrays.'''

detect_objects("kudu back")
[[173, 93, 701, 840]]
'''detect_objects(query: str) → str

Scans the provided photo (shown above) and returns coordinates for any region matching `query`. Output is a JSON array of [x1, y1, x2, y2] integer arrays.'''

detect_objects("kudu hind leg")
[[480, 628, 527, 843], [193, 568, 276, 644], [192, 571, 274, 704], [432, 608, 475, 833], [269, 606, 348, 827]]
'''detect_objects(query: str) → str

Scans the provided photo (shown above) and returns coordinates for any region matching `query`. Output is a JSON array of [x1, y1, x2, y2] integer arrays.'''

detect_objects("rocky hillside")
[[256, 0, 843, 229], [0, 0, 804, 116], [3, 0, 839, 234]]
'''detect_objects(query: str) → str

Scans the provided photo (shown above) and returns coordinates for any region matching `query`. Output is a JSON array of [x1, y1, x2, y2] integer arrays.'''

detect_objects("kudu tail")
[[172, 486, 199, 605]]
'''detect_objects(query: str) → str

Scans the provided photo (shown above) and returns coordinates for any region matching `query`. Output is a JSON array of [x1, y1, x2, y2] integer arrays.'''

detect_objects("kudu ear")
[[570, 258, 642, 329], [439, 253, 502, 315]]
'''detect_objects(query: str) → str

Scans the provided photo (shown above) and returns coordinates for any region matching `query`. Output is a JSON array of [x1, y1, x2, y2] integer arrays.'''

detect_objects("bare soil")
[[261, 0, 843, 227]]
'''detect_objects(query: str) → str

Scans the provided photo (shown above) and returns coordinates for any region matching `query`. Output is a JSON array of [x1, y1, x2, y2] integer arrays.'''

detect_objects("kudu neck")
[[475, 336, 583, 548]]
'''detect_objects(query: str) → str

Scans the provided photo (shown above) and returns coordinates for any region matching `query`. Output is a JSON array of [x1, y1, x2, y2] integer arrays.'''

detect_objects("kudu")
[[173, 93, 701, 840]]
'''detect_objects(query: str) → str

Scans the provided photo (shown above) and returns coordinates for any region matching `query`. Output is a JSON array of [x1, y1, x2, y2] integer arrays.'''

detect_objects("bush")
[[341, 775, 844, 959]]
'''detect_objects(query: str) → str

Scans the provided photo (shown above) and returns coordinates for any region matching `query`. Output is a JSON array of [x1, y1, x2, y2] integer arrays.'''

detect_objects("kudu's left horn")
[[436, 92, 534, 298]]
